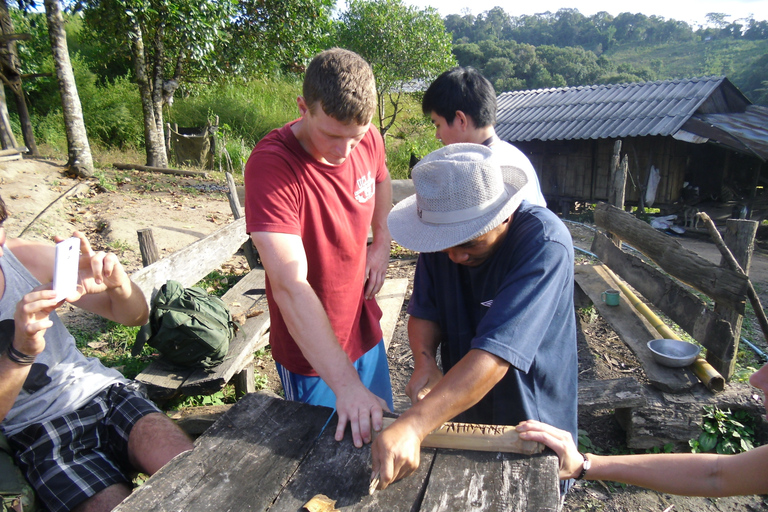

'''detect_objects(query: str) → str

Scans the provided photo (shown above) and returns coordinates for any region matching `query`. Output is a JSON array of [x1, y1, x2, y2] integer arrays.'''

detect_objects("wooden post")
[[137, 228, 160, 267], [233, 363, 255, 398], [607, 141, 627, 248], [225, 171, 259, 269], [226, 172, 242, 219], [708, 218, 758, 379]]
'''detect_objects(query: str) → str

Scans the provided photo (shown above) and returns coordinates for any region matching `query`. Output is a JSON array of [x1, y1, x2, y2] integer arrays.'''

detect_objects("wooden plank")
[[578, 378, 647, 412], [594, 202, 748, 313], [574, 264, 699, 393], [591, 232, 735, 361], [378, 277, 408, 351], [269, 416, 434, 511], [131, 217, 249, 307], [421, 450, 560, 511], [113, 393, 332, 512], [113, 162, 208, 177]]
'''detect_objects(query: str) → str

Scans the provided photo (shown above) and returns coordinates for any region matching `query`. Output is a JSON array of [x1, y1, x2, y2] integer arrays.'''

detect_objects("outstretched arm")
[[7, 231, 148, 326], [251, 231, 388, 448], [516, 419, 768, 497], [371, 347, 509, 490]]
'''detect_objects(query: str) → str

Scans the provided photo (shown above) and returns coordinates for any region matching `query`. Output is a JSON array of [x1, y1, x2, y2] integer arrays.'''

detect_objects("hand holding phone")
[[53, 237, 80, 301]]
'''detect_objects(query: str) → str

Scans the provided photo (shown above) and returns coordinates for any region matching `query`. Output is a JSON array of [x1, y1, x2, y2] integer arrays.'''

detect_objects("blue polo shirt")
[[407, 202, 578, 442]]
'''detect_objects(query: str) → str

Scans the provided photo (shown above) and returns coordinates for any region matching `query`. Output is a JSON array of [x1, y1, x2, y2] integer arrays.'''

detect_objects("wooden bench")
[[130, 215, 409, 401], [574, 202, 758, 448]]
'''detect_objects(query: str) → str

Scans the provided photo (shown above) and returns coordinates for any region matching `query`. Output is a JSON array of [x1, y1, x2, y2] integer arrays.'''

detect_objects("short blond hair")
[[303, 48, 376, 126]]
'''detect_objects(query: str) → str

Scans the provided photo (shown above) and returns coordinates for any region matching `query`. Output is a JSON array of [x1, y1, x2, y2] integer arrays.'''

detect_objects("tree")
[[44, 0, 93, 176], [227, 0, 334, 76], [80, 0, 236, 167], [0, 0, 39, 156], [337, 0, 455, 138]]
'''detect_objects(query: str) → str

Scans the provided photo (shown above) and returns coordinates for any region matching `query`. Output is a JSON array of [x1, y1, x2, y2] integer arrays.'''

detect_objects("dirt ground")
[[2, 157, 768, 511]]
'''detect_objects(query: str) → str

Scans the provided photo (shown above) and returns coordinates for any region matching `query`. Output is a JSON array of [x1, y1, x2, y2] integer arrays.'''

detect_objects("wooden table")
[[114, 393, 561, 511]]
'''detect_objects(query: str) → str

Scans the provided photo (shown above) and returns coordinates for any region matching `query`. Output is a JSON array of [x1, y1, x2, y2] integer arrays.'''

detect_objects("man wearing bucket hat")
[[421, 66, 547, 207], [371, 143, 577, 491]]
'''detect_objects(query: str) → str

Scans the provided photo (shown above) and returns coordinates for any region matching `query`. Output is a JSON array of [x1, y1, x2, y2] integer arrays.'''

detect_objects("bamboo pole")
[[601, 265, 724, 392]]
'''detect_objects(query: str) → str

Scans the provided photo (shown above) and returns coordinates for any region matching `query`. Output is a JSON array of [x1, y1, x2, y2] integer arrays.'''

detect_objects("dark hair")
[[0, 195, 6, 226], [303, 48, 376, 126], [422, 66, 496, 128]]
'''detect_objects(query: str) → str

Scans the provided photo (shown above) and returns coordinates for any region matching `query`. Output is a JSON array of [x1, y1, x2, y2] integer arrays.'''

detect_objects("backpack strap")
[[132, 323, 152, 357]]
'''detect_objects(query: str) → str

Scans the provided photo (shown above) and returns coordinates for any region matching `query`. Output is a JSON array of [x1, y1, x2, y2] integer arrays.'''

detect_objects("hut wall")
[[515, 136, 690, 207]]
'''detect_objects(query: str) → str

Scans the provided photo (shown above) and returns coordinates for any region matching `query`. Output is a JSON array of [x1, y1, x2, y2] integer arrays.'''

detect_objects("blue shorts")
[[277, 339, 394, 411], [8, 382, 161, 512]]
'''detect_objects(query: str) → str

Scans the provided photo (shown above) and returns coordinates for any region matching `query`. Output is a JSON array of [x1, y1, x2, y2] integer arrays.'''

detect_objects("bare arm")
[[404, 316, 444, 404], [250, 231, 387, 447], [1, 231, 148, 420], [7, 232, 148, 326], [516, 420, 768, 497], [364, 173, 392, 300], [371, 346, 510, 489]]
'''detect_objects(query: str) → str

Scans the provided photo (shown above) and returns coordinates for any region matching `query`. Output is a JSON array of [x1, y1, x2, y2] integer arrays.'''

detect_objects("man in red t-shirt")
[[244, 48, 393, 448]]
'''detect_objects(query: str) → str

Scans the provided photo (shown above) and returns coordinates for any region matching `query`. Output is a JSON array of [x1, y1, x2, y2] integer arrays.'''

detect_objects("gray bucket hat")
[[388, 143, 528, 253]]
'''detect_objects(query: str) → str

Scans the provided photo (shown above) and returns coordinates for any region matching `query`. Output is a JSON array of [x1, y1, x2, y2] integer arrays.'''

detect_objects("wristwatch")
[[574, 452, 591, 480]]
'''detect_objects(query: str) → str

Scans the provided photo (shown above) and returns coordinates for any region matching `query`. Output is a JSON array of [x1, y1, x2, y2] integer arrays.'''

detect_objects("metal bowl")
[[647, 339, 700, 368]]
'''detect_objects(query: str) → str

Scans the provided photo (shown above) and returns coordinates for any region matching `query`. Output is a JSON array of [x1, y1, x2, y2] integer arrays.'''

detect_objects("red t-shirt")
[[244, 120, 387, 375]]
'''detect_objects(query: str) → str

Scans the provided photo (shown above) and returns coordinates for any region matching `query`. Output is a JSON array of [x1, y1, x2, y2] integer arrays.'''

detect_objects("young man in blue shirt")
[[372, 143, 577, 491]]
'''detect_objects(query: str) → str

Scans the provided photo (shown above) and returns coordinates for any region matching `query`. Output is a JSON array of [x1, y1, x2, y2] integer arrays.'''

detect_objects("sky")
[[403, 0, 768, 27]]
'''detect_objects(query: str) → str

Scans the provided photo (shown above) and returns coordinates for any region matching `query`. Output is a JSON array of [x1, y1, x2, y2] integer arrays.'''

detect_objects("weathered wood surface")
[[422, 450, 560, 512], [131, 217, 249, 307], [574, 264, 699, 393], [113, 393, 331, 511], [709, 218, 761, 379], [113, 162, 208, 177], [578, 378, 647, 412], [115, 393, 560, 512], [135, 269, 270, 399], [615, 381, 766, 450], [594, 202, 748, 313], [591, 232, 735, 361]]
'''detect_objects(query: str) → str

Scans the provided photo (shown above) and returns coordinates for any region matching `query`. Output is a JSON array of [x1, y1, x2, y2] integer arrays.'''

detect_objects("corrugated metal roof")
[[684, 105, 768, 161], [496, 76, 728, 142]]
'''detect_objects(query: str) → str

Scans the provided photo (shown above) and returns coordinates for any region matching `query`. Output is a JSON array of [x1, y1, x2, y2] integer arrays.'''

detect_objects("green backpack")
[[133, 280, 235, 369]]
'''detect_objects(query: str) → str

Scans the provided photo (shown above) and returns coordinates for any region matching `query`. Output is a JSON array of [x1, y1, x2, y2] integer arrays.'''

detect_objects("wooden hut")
[[496, 76, 768, 219]]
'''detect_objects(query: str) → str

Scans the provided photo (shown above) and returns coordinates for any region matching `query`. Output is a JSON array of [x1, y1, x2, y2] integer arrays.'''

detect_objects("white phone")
[[53, 237, 80, 301]]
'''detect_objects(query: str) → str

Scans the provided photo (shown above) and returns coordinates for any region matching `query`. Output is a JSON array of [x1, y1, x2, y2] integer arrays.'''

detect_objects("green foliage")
[[337, 0, 456, 136], [646, 442, 675, 454], [227, 0, 335, 76], [168, 79, 300, 149], [443, 7, 768, 102], [689, 406, 757, 454], [577, 429, 599, 454]]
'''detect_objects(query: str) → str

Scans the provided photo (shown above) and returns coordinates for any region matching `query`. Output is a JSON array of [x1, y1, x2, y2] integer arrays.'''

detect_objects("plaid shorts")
[[8, 382, 161, 512]]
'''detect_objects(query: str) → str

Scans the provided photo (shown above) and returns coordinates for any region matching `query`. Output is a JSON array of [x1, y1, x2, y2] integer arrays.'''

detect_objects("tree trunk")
[[150, 18, 167, 167], [0, 0, 39, 156], [43, 0, 93, 177], [126, 14, 166, 168]]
